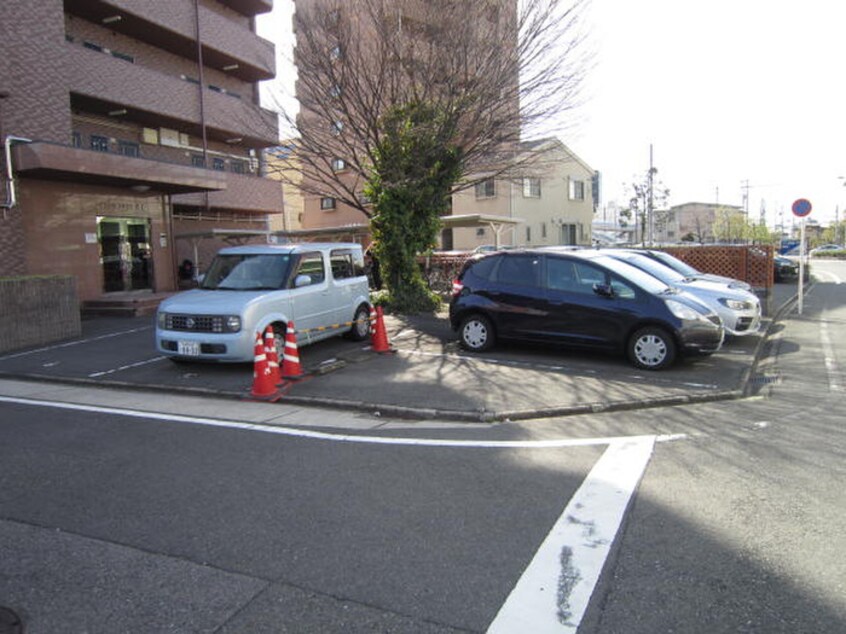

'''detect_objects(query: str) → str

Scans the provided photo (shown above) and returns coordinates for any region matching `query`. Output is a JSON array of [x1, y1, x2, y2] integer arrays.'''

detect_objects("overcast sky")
[[258, 0, 846, 229]]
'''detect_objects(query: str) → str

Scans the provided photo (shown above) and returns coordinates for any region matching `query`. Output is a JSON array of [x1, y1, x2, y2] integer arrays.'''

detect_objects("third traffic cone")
[[250, 332, 279, 400], [370, 306, 392, 354], [264, 325, 281, 385], [281, 320, 306, 380]]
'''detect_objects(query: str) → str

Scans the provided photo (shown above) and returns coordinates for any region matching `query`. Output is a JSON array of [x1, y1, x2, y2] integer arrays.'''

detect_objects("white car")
[[625, 249, 752, 291], [156, 243, 371, 362], [601, 251, 761, 337]]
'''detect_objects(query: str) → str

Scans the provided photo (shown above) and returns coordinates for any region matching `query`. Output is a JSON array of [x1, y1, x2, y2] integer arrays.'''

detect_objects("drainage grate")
[[0, 607, 23, 634]]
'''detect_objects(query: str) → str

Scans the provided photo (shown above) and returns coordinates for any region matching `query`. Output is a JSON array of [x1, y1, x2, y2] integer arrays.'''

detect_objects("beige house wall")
[[448, 140, 595, 251]]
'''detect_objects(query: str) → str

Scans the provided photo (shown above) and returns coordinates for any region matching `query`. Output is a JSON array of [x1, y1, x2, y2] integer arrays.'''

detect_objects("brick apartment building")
[[0, 0, 283, 303], [290, 0, 524, 245]]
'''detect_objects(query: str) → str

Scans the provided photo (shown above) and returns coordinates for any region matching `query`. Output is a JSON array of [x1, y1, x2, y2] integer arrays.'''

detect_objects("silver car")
[[599, 250, 761, 337], [156, 243, 371, 362], [624, 249, 752, 291]]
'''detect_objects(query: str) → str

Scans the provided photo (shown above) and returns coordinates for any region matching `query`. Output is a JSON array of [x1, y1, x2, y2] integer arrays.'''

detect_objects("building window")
[[541, 222, 547, 238], [118, 141, 139, 157], [526, 226, 532, 242], [90, 135, 110, 152], [561, 224, 577, 245], [476, 228, 486, 237], [71, 131, 81, 148], [212, 158, 226, 171], [231, 161, 246, 174], [83, 41, 103, 52], [331, 157, 347, 171], [191, 154, 206, 168], [475, 179, 496, 199], [569, 179, 586, 201], [320, 197, 336, 210], [523, 177, 541, 198]]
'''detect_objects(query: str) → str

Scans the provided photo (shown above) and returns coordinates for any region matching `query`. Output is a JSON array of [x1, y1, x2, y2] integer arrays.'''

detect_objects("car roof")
[[216, 242, 362, 255]]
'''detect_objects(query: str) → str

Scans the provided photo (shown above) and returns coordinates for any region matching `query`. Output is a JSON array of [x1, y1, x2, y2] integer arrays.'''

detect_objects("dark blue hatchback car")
[[449, 248, 724, 370]]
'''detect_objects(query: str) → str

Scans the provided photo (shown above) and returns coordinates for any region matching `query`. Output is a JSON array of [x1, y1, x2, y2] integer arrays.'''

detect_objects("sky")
[[257, 0, 846, 231]]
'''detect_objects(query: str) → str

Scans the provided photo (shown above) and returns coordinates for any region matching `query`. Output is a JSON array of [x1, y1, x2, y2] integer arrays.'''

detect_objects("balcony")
[[65, 0, 275, 82], [67, 45, 279, 147], [12, 142, 227, 195], [173, 171, 284, 214]]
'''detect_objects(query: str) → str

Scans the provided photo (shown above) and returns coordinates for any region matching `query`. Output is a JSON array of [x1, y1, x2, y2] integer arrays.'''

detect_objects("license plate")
[[177, 341, 201, 356]]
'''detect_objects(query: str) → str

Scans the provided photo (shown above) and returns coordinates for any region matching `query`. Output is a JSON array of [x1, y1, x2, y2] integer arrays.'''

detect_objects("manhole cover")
[[0, 607, 22, 634]]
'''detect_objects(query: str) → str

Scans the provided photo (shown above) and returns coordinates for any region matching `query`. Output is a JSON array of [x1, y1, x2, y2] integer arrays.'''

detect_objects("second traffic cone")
[[281, 320, 306, 380], [250, 332, 279, 400], [370, 306, 393, 353], [264, 325, 281, 385]]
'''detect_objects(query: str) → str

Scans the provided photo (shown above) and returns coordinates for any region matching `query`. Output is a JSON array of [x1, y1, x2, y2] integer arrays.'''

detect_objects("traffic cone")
[[264, 325, 281, 385], [281, 320, 306, 380], [370, 306, 393, 354], [250, 332, 279, 400]]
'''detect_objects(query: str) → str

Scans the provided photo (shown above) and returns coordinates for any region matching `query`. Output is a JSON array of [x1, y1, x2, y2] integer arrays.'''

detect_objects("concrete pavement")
[[0, 283, 800, 425]]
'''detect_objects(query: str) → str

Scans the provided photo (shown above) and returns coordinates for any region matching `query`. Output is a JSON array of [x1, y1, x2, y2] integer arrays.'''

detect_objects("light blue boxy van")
[[156, 243, 371, 362]]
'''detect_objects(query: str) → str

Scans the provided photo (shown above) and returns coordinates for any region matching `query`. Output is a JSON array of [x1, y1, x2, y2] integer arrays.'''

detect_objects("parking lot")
[[0, 285, 794, 422]]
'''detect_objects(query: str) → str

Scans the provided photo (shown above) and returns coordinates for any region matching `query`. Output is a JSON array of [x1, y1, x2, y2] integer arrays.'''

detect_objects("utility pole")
[[647, 144, 654, 246]]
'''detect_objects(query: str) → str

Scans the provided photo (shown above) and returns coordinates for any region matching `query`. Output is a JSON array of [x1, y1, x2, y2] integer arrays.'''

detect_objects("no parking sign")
[[791, 198, 811, 315], [792, 198, 812, 218]]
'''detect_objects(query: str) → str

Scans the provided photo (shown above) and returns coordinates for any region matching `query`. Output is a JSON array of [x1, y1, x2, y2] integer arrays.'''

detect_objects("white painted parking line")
[[88, 356, 166, 378], [0, 326, 152, 360], [488, 436, 655, 633]]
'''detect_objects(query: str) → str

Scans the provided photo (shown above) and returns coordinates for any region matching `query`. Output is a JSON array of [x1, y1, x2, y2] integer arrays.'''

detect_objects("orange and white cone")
[[281, 320, 306, 380], [250, 332, 279, 400], [264, 325, 281, 386], [370, 306, 393, 354]]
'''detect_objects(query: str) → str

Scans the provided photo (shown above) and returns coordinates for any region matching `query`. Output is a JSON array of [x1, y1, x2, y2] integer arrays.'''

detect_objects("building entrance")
[[97, 217, 153, 292]]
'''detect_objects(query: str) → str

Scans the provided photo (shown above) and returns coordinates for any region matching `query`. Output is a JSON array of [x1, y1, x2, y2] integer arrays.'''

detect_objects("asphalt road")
[[0, 260, 843, 633]]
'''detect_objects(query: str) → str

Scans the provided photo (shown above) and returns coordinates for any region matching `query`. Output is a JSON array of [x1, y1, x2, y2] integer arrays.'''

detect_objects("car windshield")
[[201, 254, 293, 290], [650, 251, 699, 277], [592, 255, 674, 294], [616, 253, 686, 285]]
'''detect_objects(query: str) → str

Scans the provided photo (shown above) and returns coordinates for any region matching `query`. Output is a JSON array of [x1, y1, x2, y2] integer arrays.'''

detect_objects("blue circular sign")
[[792, 198, 812, 217]]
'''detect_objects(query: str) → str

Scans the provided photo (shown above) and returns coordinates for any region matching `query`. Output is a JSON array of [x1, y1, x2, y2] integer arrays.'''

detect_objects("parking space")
[[0, 306, 768, 421]]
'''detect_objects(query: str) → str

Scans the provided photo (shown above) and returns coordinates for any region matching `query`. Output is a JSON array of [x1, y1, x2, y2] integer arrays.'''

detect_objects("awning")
[[440, 214, 524, 248]]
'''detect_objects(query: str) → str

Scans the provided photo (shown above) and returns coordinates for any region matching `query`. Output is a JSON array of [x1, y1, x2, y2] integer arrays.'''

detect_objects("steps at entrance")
[[82, 292, 174, 318]]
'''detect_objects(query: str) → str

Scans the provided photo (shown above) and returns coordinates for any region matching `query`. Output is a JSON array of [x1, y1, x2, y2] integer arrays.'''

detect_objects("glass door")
[[97, 217, 153, 293]]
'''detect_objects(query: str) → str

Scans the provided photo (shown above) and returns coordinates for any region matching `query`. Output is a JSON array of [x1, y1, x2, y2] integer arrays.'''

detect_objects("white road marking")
[[487, 436, 655, 633], [0, 393, 658, 632], [813, 270, 842, 284], [88, 357, 167, 377], [0, 394, 653, 449], [0, 326, 152, 360], [819, 322, 842, 392]]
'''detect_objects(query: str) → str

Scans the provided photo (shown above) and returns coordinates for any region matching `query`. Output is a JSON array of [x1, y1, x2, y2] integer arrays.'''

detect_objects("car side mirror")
[[593, 283, 614, 298], [294, 274, 312, 288]]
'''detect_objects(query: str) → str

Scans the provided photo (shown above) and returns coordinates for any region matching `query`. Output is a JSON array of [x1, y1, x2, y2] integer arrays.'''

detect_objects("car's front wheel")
[[627, 326, 676, 370], [459, 314, 495, 352], [346, 304, 371, 341]]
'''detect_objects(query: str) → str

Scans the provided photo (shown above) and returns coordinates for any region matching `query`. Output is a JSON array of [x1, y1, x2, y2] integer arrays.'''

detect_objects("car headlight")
[[665, 299, 704, 321], [719, 298, 752, 311], [157, 312, 167, 328], [224, 315, 241, 332]]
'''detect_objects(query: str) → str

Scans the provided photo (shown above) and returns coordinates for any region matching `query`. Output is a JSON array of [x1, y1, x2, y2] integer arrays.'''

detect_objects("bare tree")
[[267, 0, 590, 213]]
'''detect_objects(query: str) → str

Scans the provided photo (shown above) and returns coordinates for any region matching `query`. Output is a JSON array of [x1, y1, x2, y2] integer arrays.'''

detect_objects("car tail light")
[[451, 279, 464, 296]]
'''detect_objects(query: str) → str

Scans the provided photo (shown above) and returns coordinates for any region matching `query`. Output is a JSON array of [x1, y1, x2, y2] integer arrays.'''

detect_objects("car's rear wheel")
[[459, 314, 495, 352], [346, 304, 371, 341], [627, 326, 676, 370]]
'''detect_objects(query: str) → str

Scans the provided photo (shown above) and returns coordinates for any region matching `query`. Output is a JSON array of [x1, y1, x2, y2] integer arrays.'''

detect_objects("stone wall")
[[0, 276, 81, 354]]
